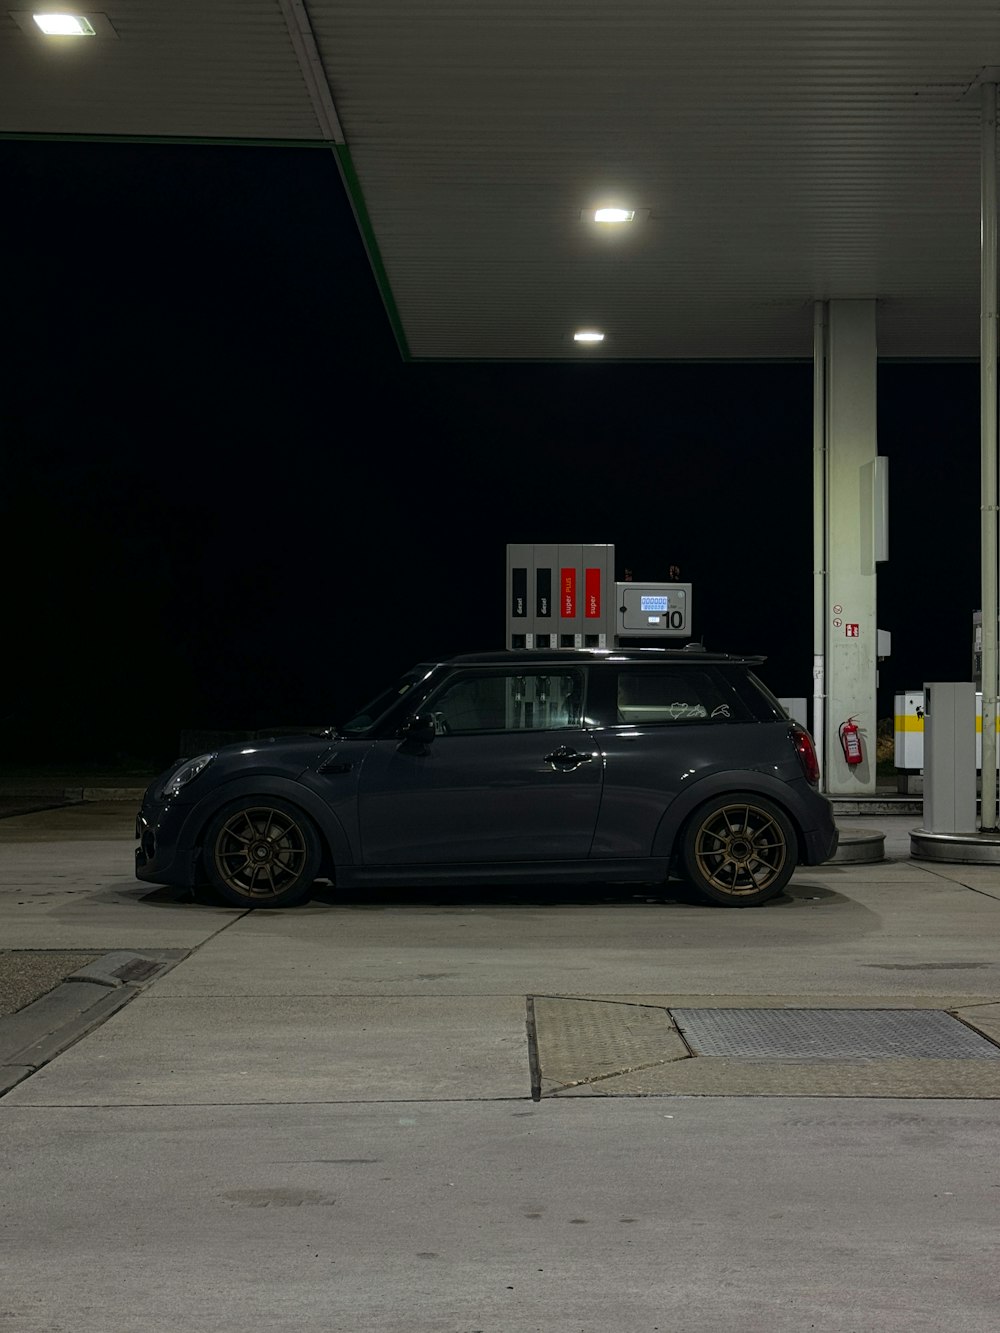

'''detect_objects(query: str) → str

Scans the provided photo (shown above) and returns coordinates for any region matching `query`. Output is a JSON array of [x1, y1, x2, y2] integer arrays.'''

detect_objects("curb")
[[832, 826, 886, 864], [0, 949, 187, 1097], [75, 788, 146, 802]]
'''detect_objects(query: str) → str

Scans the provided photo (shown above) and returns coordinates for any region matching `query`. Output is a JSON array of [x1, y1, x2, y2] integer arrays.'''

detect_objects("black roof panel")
[[441, 648, 765, 667]]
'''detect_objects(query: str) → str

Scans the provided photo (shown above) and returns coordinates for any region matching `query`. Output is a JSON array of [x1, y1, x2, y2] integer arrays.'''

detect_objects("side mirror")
[[398, 713, 437, 752]]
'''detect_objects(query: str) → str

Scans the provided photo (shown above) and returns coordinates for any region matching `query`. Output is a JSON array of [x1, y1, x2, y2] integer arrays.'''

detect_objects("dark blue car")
[[135, 648, 837, 909]]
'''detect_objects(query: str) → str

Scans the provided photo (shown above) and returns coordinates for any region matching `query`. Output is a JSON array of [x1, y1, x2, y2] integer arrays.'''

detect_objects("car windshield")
[[338, 666, 434, 735]]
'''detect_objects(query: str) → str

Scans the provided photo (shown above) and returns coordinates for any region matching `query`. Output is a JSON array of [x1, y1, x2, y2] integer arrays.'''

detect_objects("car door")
[[356, 666, 603, 865]]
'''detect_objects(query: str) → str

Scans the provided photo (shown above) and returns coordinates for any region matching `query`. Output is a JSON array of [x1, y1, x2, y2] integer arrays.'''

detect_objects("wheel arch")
[[651, 770, 808, 866], [180, 776, 353, 882]]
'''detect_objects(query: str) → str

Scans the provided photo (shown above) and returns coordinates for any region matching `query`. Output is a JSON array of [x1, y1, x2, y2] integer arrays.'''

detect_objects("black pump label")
[[536, 567, 551, 618], [511, 567, 528, 617]]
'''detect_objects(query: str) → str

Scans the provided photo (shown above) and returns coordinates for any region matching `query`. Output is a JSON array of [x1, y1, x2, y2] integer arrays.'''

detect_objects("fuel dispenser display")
[[506, 544, 692, 649]]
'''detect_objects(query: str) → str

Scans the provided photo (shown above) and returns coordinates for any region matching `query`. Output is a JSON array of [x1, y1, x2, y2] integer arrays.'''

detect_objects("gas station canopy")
[[3, 1, 1000, 360]]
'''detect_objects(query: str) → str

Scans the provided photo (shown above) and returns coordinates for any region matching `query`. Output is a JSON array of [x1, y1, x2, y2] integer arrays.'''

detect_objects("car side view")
[[135, 648, 838, 909]]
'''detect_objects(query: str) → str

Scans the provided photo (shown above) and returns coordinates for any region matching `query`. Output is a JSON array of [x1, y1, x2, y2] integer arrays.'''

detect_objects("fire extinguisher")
[[839, 717, 864, 765]]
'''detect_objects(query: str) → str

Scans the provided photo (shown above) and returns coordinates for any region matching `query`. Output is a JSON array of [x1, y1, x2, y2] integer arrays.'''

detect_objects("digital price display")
[[619, 581, 690, 636]]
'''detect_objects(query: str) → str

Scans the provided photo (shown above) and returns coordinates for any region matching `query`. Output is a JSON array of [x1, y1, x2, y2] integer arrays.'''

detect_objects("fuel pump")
[[505, 543, 692, 649]]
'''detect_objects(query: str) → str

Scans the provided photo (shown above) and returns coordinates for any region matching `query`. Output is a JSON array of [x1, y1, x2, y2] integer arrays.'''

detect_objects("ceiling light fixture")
[[32, 12, 95, 34], [574, 330, 605, 343], [594, 208, 635, 223]]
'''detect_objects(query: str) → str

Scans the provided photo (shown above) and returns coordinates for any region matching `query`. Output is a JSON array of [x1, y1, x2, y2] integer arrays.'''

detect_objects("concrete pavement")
[[1, 803, 999, 1330]]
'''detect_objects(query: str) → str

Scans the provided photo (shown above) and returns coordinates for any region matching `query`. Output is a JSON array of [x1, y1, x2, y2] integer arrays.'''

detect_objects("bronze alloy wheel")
[[205, 801, 321, 907], [681, 794, 797, 906]]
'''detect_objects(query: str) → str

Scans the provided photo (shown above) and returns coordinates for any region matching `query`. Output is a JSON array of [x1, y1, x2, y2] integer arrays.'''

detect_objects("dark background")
[[1, 141, 982, 769]]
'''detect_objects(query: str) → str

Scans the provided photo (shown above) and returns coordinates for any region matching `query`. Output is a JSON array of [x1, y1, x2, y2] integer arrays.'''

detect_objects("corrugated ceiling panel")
[[0, 3, 323, 140], [3, 1, 1000, 356], [311, 0, 1000, 356]]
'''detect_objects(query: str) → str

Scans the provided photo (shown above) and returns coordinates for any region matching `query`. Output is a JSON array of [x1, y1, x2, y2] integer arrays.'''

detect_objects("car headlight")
[[162, 752, 216, 799]]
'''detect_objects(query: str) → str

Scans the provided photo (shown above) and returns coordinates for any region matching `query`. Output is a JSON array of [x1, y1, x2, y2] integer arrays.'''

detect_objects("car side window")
[[425, 670, 586, 735], [615, 668, 752, 725]]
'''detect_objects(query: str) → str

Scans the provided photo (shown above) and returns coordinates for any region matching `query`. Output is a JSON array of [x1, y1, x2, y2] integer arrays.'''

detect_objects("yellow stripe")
[[894, 715, 924, 732], [896, 715, 1000, 732]]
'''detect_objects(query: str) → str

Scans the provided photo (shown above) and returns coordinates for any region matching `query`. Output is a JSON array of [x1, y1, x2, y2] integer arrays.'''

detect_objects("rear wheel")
[[203, 798, 321, 908], [680, 793, 797, 906]]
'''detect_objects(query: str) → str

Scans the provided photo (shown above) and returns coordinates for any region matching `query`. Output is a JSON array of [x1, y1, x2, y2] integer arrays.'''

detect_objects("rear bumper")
[[778, 778, 839, 866], [802, 819, 839, 865]]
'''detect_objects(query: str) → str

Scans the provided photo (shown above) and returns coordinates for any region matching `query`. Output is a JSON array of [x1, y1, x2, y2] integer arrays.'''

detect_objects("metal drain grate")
[[670, 1008, 1000, 1061]]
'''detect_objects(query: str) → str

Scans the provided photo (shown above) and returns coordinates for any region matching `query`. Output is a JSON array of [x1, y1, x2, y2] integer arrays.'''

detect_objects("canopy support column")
[[980, 81, 998, 831], [821, 299, 879, 797]]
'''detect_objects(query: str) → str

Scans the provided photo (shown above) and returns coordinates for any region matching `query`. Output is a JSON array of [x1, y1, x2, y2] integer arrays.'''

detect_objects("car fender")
[[650, 770, 809, 862], [178, 775, 354, 872]]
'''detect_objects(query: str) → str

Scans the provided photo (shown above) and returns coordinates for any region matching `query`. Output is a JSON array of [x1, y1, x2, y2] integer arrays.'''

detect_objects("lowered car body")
[[136, 648, 838, 908]]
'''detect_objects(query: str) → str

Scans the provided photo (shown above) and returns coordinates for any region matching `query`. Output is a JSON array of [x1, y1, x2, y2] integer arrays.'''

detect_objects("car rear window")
[[614, 667, 754, 725], [727, 668, 790, 722]]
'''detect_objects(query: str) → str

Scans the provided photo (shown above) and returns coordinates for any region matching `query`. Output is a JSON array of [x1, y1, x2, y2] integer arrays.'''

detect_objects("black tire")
[[202, 798, 321, 908], [679, 792, 798, 906]]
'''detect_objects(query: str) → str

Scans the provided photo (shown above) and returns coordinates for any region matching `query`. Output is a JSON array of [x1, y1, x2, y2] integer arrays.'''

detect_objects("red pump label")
[[561, 568, 576, 618], [585, 567, 601, 618]]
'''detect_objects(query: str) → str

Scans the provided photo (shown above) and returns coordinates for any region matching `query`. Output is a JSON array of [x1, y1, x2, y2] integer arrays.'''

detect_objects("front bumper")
[[135, 798, 203, 887]]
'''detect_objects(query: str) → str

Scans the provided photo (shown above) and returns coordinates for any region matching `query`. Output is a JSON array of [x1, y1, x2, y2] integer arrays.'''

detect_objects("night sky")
[[1, 140, 983, 767]]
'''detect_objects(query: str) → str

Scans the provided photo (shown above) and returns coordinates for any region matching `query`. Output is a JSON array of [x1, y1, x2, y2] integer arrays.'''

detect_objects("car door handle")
[[544, 745, 594, 771]]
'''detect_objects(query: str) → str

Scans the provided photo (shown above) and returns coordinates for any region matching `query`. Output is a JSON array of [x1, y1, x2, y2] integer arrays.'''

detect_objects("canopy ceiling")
[[4, 1, 1000, 359]]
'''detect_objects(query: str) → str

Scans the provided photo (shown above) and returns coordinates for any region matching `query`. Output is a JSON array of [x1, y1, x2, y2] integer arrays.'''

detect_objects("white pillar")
[[980, 82, 998, 831], [823, 299, 879, 796], [812, 301, 827, 779]]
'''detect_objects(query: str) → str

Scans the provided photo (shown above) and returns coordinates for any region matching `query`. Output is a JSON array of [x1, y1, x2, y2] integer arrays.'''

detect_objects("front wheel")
[[202, 798, 321, 908], [679, 793, 797, 906]]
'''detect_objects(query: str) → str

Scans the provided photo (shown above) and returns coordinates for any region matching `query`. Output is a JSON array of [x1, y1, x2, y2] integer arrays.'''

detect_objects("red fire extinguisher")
[[839, 717, 864, 765]]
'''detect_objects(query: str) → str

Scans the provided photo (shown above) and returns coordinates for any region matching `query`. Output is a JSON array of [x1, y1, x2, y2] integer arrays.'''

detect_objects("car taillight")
[[790, 724, 820, 784]]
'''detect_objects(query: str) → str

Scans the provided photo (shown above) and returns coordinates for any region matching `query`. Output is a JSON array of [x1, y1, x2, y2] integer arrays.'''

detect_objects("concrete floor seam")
[[545, 1057, 685, 1096], [1, 1096, 540, 1109]]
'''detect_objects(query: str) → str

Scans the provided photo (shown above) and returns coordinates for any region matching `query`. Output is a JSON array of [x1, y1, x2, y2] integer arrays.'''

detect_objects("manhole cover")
[[670, 1009, 1000, 1060]]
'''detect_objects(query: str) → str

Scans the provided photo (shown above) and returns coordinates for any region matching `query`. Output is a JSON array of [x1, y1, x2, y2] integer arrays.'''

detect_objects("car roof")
[[435, 648, 765, 667]]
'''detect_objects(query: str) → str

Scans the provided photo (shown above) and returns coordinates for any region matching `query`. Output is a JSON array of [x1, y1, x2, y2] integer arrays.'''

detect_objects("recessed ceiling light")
[[574, 330, 605, 343], [32, 12, 95, 34], [594, 208, 635, 223]]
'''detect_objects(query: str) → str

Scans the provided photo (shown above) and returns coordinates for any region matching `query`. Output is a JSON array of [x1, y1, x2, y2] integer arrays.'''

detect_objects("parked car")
[[135, 648, 837, 909]]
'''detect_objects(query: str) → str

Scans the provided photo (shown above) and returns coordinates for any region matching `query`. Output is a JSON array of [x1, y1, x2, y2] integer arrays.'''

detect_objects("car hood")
[[209, 733, 339, 770]]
